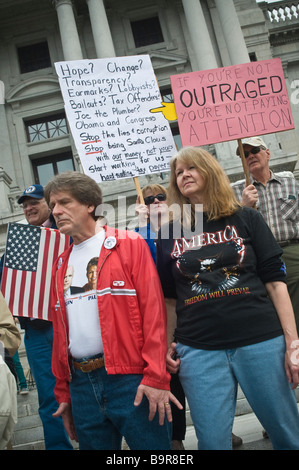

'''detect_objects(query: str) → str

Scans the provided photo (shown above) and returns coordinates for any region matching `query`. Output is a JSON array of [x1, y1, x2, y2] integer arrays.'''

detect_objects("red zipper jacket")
[[50, 226, 170, 404]]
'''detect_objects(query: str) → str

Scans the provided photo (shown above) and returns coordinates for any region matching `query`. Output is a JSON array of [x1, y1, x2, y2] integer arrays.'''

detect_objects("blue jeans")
[[176, 335, 299, 450], [12, 351, 27, 390], [25, 323, 73, 450], [69, 358, 172, 450]]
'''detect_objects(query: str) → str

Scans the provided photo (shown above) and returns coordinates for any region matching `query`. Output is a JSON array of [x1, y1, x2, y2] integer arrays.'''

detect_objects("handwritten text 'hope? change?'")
[[55, 56, 176, 182], [170, 58, 294, 147]]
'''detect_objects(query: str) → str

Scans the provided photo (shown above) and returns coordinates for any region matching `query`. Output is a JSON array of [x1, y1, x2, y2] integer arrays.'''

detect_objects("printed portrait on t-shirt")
[[62, 231, 104, 358], [64, 265, 74, 295], [64, 257, 99, 297], [82, 257, 98, 292]]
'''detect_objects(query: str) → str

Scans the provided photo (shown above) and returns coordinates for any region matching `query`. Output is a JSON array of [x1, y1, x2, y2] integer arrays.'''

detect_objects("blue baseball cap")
[[18, 184, 44, 204]]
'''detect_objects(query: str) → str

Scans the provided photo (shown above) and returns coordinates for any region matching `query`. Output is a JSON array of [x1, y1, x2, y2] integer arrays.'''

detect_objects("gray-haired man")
[[232, 137, 299, 328]]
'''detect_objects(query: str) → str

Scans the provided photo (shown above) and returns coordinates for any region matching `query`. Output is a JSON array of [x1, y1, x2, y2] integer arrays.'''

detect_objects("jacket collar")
[[56, 225, 120, 271], [252, 170, 281, 186]]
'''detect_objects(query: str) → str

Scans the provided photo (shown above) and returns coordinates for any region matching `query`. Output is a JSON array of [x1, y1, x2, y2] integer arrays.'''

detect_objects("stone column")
[[214, 0, 249, 65], [0, 167, 13, 215], [86, 0, 116, 58], [0, 81, 16, 195], [53, 0, 83, 60], [182, 0, 218, 70]]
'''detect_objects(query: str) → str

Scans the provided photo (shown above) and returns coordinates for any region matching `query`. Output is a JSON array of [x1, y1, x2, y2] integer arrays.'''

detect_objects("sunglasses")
[[243, 146, 262, 158], [144, 193, 167, 205]]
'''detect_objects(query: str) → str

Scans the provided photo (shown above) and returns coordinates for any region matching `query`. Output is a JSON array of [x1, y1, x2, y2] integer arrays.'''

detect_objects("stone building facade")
[[0, 0, 298, 253]]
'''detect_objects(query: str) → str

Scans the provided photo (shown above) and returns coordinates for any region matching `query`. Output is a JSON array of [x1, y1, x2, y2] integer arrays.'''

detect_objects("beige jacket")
[[0, 293, 19, 449], [0, 356, 17, 449], [0, 292, 21, 357]]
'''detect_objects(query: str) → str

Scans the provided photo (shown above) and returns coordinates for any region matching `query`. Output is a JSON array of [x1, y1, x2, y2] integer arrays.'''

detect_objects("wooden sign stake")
[[237, 139, 256, 209], [237, 139, 251, 187], [133, 176, 144, 204]]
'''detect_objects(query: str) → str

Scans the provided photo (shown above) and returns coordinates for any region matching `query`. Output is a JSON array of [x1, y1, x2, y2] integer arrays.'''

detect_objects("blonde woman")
[[156, 146, 299, 450]]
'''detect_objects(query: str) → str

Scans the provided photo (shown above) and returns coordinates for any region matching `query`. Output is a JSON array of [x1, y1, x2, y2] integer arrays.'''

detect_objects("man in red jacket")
[[45, 171, 181, 450]]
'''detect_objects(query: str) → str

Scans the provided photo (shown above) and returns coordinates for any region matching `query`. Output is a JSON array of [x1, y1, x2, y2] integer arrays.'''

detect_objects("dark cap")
[[17, 184, 44, 205]]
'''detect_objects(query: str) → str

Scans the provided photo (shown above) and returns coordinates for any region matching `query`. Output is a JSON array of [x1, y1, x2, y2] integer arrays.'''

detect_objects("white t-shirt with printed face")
[[64, 230, 105, 359]]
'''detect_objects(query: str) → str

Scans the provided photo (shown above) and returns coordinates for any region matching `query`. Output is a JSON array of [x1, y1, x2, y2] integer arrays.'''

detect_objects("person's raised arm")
[[241, 184, 259, 207], [265, 281, 299, 389]]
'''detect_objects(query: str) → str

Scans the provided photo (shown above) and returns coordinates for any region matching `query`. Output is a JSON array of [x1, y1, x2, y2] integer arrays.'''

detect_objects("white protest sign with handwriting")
[[55, 56, 176, 182]]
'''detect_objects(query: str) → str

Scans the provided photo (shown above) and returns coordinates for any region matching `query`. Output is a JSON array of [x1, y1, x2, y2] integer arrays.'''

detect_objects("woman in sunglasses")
[[135, 183, 186, 450], [135, 184, 168, 262]]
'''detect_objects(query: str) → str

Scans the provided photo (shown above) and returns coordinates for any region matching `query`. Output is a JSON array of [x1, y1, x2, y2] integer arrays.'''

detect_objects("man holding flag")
[[0, 184, 73, 450]]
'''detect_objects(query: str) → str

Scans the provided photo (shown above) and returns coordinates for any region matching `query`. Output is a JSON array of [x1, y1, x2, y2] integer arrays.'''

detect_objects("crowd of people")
[[0, 136, 299, 450]]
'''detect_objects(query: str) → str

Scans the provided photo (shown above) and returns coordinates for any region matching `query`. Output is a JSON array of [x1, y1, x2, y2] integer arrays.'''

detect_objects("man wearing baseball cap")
[[18, 183, 44, 202], [17, 184, 52, 226], [232, 137, 299, 330], [0, 184, 73, 450]]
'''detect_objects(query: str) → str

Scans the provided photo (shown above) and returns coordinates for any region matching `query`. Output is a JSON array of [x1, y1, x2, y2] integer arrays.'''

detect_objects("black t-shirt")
[[156, 207, 285, 350]]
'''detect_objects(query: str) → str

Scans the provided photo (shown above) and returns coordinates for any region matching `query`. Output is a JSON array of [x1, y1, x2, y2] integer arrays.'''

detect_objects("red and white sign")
[[170, 58, 294, 147]]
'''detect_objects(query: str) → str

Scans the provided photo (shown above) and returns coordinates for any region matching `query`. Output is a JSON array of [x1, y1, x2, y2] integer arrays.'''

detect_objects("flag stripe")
[[18, 270, 27, 315], [14, 271, 23, 317], [23, 272, 32, 317], [9, 269, 17, 315], [41, 229, 53, 320], [1, 262, 8, 300], [27, 272, 36, 317], [42, 228, 57, 320], [37, 228, 51, 319]]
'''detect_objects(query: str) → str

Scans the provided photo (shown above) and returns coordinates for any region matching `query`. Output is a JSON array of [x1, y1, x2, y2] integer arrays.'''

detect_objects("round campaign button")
[[104, 236, 117, 249]]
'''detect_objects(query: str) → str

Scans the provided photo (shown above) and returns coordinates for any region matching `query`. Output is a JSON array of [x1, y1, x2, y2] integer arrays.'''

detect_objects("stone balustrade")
[[261, 1, 299, 23]]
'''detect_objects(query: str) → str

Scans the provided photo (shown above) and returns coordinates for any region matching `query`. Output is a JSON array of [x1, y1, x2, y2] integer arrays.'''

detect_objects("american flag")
[[0, 223, 69, 321]]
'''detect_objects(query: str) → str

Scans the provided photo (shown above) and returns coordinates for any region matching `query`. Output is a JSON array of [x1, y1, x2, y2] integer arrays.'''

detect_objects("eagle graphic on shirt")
[[172, 225, 246, 294]]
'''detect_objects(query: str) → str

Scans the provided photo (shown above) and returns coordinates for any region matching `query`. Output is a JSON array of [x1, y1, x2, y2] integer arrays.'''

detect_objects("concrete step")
[[6, 329, 46, 450], [7, 384, 267, 450], [7, 368, 299, 450], [10, 387, 45, 450], [9, 386, 251, 450], [9, 320, 298, 451], [9, 388, 270, 451], [185, 386, 255, 427], [186, 386, 299, 426]]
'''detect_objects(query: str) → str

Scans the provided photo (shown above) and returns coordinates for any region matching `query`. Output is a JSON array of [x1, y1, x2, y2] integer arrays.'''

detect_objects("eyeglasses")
[[22, 199, 44, 210], [144, 193, 167, 205], [243, 146, 261, 158]]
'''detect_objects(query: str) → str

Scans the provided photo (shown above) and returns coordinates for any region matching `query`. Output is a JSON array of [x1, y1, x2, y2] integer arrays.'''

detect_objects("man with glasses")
[[0, 184, 73, 450], [20, 185, 52, 226], [232, 137, 299, 330]]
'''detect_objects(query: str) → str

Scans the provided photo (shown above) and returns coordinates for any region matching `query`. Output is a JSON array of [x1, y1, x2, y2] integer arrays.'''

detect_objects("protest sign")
[[55, 56, 176, 183], [170, 58, 294, 147]]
